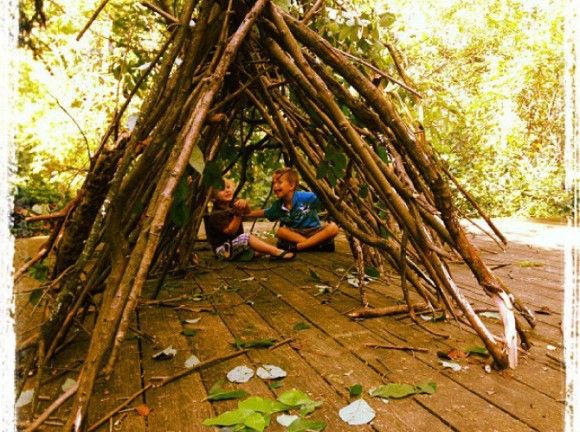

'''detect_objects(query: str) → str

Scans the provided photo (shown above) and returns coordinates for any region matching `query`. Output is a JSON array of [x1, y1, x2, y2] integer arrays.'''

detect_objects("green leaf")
[[465, 346, 490, 357], [364, 266, 380, 278], [517, 260, 544, 268], [270, 381, 284, 389], [237, 249, 255, 262], [349, 384, 363, 397], [202, 408, 254, 426], [277, 389, 322, 416], [309, 269, 321, 282], [29, 261, 49, 282], [28, 288, 43, 306], [182, 329, 197, 337], [378, 225, 390, 239], [414, 381, 437, 395], [293, 321, 311, 331], [376, 147, 390, 163], [288, 418, 327, 432], [188, 145, 205, 174], [209, 379, 225, 395], [207, 389, 248, 401], [243, 412, 268, 431], [233, 338, 277, 349], [358, 184, 369, 199], [369, 383, 417, 399], [238, 396, 287, 414]]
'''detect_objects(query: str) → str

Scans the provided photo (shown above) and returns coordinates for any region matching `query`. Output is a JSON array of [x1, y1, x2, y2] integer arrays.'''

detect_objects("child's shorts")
[[214, 233, 251, 260]]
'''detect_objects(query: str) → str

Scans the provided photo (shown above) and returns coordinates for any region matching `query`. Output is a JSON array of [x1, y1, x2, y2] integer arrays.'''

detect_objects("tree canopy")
[[15, 0, 567, 219]]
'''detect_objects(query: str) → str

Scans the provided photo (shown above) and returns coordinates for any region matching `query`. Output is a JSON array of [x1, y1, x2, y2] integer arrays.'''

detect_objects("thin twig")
[[365, 343, 429, 353], [24, 381, 79, 432], [87, 384, 152, 431], [76, 0, 112, 41]]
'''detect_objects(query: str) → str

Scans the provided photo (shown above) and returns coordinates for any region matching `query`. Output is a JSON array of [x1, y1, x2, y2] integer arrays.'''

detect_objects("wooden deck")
[[14, 219, 567, 431]]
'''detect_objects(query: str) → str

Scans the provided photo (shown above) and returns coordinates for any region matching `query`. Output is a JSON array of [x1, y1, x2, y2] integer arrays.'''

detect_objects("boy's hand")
[[233, 199, 250, 214]]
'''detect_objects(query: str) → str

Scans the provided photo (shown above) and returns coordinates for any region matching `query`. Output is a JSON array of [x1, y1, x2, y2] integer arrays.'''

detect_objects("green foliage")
[[16, 0, 165, 210], [349, 384, 363, 397], [17, 0, 567, 219], [369, 381, 436, 399], [233, 337, 277, 349], [202, 392, 324, 431], [384, 0, 567, 217], [29, 261, 49, 281]]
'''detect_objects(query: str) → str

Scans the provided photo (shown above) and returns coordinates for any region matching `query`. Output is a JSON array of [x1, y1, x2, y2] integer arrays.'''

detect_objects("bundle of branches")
[[17, 0, 536, 429]]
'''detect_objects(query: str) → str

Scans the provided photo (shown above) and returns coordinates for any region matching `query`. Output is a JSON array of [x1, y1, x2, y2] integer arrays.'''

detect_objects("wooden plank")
[[222, 266, 455, 432], [88, 332, 146, 431], [304, 252, 565, 400], [257, 261, 535, 432], [285, 258, 565, 430], [193, 269, 378, 432], [138, 304, 213, 431]]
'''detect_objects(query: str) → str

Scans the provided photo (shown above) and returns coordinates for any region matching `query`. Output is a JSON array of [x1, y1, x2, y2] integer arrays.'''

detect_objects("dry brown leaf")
[[135, 404, 151, 417], [447, 349, 467, 361]]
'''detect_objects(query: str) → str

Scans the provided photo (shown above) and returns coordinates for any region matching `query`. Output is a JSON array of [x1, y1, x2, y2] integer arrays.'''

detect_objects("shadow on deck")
[[14, 219, 567, 431]]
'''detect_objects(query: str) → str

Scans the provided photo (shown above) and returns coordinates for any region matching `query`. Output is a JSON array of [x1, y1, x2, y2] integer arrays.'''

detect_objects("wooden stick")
[[24, 382, 79, 432], [347, 303, 428, 319], [268, 337, 293, 350], [141, 1, 179, 23], [156, 348, 249, 387], [365, 343, 429, 353], [87, 384, 152, 431]]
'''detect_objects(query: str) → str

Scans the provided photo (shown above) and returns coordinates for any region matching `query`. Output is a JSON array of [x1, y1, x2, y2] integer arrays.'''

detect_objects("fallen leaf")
[[270, 381, 284, 389], [465, 346, 490, 357], [288, 418, 327, 431], [61, 378, 77, 392], [349, 384, 363, 397], [440, 360, 462, 372], [152, 346, 177, 360], [293, 321, 311, 331], [233, 338, 276, 349], [414, 381, 437, 395], [338, 399, 375, 425], [447, 348, 468, 361], [184, 354, 201, 368], [227, 365, 254, 383], [517, 260, 544, 268], [183, 317, 201, 324], [257, 364, 287, 380], [16, 389, 34, 408], [276, 414, 299, 427], [182, 329, 197, 337], [207, 389, 248, 401], [238, 396, 287, 414], [309, 269, 321, 282], [135, 404, 151, 417], [369, 383, 416, 399], [479, 311, 501, 320]]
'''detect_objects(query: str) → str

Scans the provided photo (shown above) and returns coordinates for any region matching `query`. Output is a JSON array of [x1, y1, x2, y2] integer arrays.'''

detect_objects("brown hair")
[[210, 178, 234, 200], [273, 167, 299, 188]]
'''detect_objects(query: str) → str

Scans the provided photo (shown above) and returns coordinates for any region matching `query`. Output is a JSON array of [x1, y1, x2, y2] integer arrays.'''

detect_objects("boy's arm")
[[246, 208, 265, 218]]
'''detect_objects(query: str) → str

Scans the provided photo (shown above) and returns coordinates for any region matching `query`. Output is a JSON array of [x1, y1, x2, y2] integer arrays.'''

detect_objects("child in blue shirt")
[[248, 168, 339, 252]]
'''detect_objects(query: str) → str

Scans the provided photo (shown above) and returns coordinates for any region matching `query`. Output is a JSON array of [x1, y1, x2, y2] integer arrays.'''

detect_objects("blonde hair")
[[273, 167, 299, 188]]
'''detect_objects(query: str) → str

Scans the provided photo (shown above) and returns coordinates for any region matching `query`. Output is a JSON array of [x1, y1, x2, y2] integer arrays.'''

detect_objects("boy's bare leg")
[[276, 226, 308, 244], [295, 222, 339, 251], [248, 234, 292, 257]]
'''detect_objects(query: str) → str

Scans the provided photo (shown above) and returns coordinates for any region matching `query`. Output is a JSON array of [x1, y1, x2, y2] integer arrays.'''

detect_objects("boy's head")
[[211, 178, 235, 203], [272, 168, 299, 200]]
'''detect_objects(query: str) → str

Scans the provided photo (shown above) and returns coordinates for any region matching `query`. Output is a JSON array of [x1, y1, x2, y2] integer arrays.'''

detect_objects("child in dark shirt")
[[248, 168, 338, 252], [205, 179, 295, 261]]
